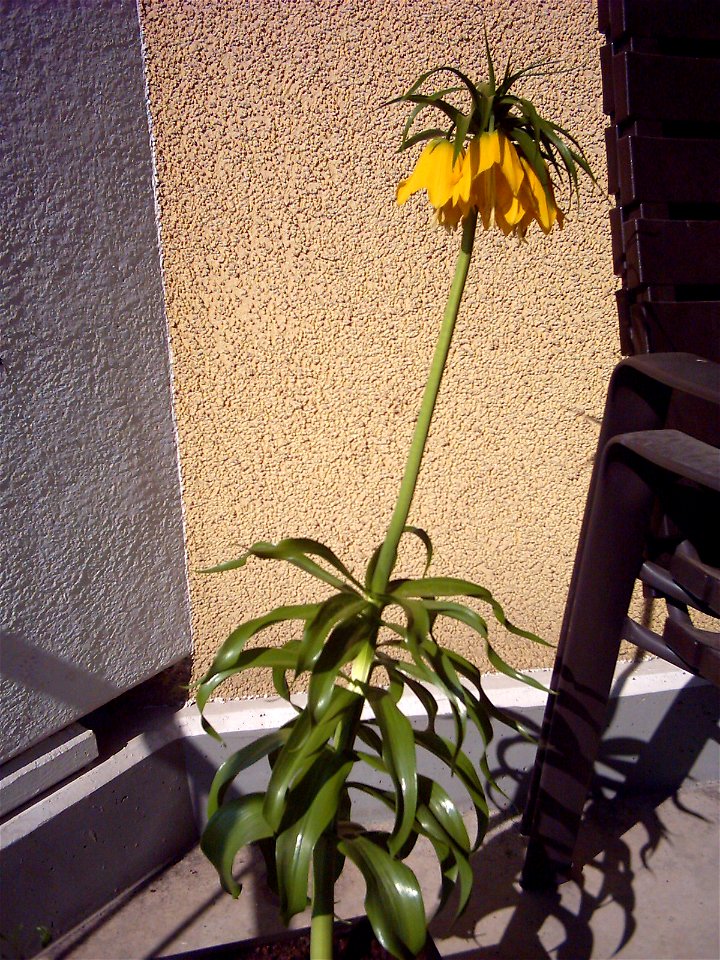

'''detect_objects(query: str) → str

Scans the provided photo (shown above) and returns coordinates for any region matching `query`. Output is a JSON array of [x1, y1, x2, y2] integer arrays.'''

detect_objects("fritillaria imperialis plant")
[[198, 45, 594, 960]]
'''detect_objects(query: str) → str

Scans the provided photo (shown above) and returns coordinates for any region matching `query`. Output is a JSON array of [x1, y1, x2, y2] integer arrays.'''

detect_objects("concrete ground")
[[41, 781, 719, 960]]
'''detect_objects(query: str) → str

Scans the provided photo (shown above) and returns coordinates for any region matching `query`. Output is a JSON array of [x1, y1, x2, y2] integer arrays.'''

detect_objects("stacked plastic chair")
[[520, 0, 720, 890]]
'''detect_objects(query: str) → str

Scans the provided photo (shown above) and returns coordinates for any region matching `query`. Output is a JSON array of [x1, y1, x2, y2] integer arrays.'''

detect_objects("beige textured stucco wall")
[[139, 0, 618, 696]]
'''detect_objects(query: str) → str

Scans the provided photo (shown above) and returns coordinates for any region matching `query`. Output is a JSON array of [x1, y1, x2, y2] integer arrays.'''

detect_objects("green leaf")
[[419, 775, 470, 854], [512, 127, 549, 188], [383, 663, 441, 732], [197, 642, 304, 721], [348, 773, 475, 922], [207, 729, 291, 819], [307, 609, 375, 718], [272, 662, 295, 704], [275, 751, 353, 922], [483, 27, 496, 95], [424, 598, 488, 638], [392, 575, 493, 602], [452, 111, 471, 162], [424, 640, 468, 760], [208, 604, 320, 674], [485, 640, 551, 690], [414, 778, 474, 919], [354, 720, 383, 756], [403, 525, 434, 576], [397, 126, 449, 153], [365, 526, 433, 590], [392, 65, 481, 111], [201, 794, 273, 897], [442, 647, 536, 748], [391, 576, 546, 645], [367, 688, 418, 856], [338, 835, 427, 960], [398, 92, 458, 146], [412, 728, 489, 849], [263, 686, 361, 830], [389, 596, 469, 756], [392, 92, 464, 127], [296, 593, 368, 675], [201, 537, 364, 594]]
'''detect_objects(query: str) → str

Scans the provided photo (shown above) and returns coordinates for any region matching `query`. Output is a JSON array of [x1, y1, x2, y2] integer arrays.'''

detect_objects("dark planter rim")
[[160, 915, 441, 959]]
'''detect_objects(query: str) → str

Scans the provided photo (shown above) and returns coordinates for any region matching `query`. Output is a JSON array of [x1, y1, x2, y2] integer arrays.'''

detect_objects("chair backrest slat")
[[624, 220, 720, 287], [630, 303, 720, 361], [616, 137, 720, 206], [610, 52, 720, 126], [602, 0, 720, 42], [600, 0, 720, 358]]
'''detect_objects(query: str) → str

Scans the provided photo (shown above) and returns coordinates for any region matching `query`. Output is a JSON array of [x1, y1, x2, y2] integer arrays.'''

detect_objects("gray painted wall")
[[0, 0, 192, 764]]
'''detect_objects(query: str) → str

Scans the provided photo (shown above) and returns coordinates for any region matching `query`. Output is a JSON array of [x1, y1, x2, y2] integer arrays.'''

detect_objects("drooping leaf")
[[296, 593, 368, 675], [485, 640, 551, 689], [338, 835, 427, 960], [412, 728, 489, 849], [275, 750, 353, 922], [389, 596, 469, 757], [348, 772, 475, 922], [425, 598, 488, 637], [207, 729, 291, 818], [391, 576, 546, 644], [365, 525, 433, 590], [201, 794, 273, 897], [201, 537, 364, 593], [383, 662, 441, 733], [307, 609, 376, 718], [367, 687, 418, 856], [207, 604, 320, 674], [421, 634, 469, 758], [414, 778, 474, 918], [197, 642, 304, 729], [263, 686, 361, 830]]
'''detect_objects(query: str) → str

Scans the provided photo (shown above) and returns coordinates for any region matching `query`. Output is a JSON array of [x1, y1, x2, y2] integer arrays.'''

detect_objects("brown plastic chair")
[[520, 354, 719, 889], [520, 0, 720, 890]]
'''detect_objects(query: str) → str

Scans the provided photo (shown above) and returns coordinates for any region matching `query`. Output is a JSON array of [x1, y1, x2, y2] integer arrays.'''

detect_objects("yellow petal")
[[425, 140, 463, 209], [453, 146, 475, 205], [396, 140, 441, 205], [476, 130, 501, 172], [498, 133, 524, 195], [495, 168, 526, 227], [470, 168, 494, 231], [436, 199, 465, 230], [396, 139, 464, 213], [518, 157, 561, 234]]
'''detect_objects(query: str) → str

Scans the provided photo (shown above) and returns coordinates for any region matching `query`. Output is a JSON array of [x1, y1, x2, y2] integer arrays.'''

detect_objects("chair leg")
[[521, 445, 658, 889], [521, 364, 673, 836]]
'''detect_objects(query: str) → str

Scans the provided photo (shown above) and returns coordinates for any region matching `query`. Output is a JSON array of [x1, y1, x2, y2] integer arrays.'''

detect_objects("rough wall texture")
[[139, 0, 618, 697], [1, 0, 192, 763]]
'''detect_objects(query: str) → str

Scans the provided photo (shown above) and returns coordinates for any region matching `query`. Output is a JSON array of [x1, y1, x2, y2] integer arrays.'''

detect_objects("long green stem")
[[311, 835, 335, 960], [370, 209, 478, 595], [310, 210, 478, 960]]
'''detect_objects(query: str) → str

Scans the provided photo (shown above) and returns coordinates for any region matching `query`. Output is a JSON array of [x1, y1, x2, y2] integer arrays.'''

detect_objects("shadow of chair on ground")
[[430, 664, 719, 960]]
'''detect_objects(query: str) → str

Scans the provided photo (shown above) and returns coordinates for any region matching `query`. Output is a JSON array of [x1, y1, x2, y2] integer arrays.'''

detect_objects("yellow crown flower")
[[389, 52, 593, 238]]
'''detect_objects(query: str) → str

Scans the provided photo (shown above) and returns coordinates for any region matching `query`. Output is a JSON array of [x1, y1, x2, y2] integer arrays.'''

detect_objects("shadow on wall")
[[1, 631, 120, 714]]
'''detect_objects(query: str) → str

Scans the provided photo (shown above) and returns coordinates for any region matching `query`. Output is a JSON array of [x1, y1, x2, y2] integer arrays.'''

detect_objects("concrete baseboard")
[[0, 724, 98, 820], [2, 662, 718, 958]]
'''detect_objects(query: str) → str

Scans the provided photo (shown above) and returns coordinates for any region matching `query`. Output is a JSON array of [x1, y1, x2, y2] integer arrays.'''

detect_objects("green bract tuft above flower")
[[390, 40, 594, 237]]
